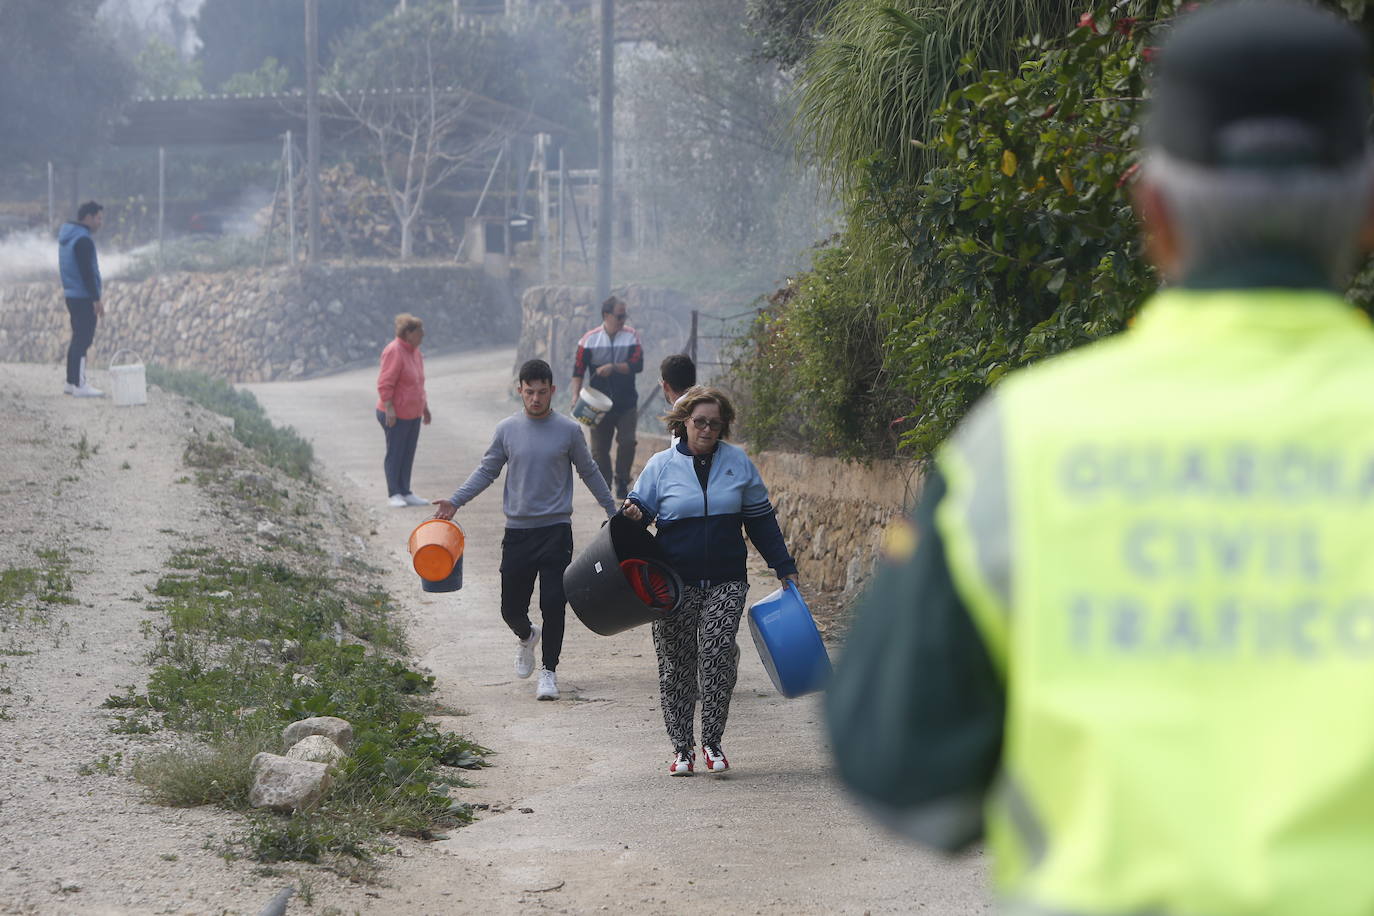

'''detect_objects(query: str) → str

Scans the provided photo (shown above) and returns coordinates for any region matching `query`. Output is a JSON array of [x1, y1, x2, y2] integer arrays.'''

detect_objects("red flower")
[[1142, 46, 1160, 62], [1114, 17, 1136, 37], [1077, 11, 1097, 31]]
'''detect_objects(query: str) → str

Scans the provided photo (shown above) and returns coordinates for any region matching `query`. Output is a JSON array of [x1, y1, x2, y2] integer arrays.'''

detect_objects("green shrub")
[[146, 365, 314, 479], [118, 235, 287, 282], [738, 2, 1164, 458], [731, 244, 901, 457], [743, 0, 1374, 459]]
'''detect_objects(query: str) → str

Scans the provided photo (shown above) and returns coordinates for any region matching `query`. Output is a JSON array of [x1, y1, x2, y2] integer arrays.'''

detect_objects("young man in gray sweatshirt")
[[433, 358, 617, 700]]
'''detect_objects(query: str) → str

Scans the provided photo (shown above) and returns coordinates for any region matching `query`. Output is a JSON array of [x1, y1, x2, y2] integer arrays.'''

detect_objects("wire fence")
[[685, 307, 761, 375]]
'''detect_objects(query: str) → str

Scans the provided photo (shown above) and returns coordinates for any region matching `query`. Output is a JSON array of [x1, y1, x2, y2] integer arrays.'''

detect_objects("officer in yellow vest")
[[827, 2, 1374, 914]]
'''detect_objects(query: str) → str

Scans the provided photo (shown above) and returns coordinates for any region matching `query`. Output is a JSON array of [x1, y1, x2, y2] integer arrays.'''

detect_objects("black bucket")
[[421, 555, 463, 593], [565, 515, 684, 635]]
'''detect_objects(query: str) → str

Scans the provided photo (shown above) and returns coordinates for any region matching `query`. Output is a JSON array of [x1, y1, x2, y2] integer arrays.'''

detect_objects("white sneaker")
[[71, 383, 105, 398], [401, 493, 429, 507], [387, 494, 407, 508], [669, 749, 694, 776], [536, 669, 559, 700], [515, 624, 540, 679], [63, 383, 75, 395]]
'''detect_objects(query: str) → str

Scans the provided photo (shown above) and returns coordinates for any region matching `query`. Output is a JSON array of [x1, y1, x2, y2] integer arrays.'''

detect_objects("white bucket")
[[108, 350, 147, 407], [572, 385, 614, 426]]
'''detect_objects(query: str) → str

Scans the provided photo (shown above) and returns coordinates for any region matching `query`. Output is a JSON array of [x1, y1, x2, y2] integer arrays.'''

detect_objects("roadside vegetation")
[[122, 376, 485, 876], [147, 365, 314, 479], [733, 0, 1374, 460], [0, 548, 76, 721]]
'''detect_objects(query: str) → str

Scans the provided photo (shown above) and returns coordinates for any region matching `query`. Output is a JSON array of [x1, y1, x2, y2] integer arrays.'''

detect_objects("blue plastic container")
[[747, 582, 831, 698]]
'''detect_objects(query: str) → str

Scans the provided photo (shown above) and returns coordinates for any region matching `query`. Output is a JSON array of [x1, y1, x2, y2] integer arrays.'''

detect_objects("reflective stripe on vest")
[[936, 288, 1374, 915]]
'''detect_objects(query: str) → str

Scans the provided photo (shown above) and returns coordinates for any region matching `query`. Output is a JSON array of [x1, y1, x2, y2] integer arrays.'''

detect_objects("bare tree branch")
[[325, 38, 524, 260]]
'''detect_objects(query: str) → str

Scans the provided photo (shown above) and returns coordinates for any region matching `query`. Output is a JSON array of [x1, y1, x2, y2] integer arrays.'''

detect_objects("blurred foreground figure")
[[827, 3, 1374, 913]]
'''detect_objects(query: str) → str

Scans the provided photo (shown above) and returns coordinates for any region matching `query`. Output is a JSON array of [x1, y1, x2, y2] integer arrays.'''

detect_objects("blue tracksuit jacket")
[[627, 439, 798, 586]]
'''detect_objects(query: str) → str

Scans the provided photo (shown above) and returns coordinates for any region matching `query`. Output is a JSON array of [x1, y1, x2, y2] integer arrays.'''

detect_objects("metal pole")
[[538, 134, 550, 286], [689, 310, 698, 363], [471, 145, 503, 218], [305, 0, 321, 266], [557, 147, 566, 276], [285, 131, 296, 264], [570, 170, 589, 266], [46, 162, 54, 229], [261, 142, 282, 267], [503, 138, 511, 266], [157, 146, 166, 273], [596, 0, 614, 301]]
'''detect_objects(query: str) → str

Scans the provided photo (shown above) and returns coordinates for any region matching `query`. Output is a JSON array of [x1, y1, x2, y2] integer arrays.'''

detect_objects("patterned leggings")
[[652, 580, 748, 752]]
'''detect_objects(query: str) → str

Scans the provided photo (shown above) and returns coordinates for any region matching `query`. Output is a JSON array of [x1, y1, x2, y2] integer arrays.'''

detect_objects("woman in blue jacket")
[[622, 387, 798, 776]]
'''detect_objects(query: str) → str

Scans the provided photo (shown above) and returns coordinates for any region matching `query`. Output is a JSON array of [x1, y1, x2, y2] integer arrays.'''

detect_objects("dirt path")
[[241, 346, 990, 915], [0, 363, 391, 915]]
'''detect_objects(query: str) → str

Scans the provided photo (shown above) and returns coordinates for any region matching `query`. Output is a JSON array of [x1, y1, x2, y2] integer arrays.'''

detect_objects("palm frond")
[[795, 0, 1085, 192]]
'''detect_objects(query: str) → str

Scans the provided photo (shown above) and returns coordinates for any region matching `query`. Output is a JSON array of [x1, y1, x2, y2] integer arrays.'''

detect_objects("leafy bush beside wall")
[[735, 0, 1374, 460]]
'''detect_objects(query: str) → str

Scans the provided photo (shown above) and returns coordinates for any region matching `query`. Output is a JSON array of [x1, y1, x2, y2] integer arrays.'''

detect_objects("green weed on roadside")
[[129, 550, 486, 867], [145, 365, 314, 479]]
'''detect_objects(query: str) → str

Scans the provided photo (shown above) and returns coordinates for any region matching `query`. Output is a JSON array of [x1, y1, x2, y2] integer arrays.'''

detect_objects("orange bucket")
[[408, 519, 465, 582]]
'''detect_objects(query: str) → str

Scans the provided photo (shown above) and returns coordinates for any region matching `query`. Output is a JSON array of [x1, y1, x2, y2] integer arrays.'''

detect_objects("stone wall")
[[0, 264, 518, 382], [517, 284, 698, 395], [631, 434, 922, 594]]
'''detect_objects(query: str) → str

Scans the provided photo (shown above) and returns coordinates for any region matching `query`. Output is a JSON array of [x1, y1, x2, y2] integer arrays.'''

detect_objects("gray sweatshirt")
[[449, 410, 617, 528]]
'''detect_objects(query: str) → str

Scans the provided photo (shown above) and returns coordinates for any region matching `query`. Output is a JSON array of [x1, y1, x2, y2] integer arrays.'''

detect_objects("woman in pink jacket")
[[376, 313, 432, 507]]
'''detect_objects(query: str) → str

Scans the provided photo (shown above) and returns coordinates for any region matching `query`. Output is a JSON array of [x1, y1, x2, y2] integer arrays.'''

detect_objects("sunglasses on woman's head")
[[691, 417, 723, 431]]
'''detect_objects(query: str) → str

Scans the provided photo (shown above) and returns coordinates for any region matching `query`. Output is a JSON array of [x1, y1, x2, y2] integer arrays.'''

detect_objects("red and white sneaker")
[[669, 748, 695, 776], [701, 743, 729, 774]]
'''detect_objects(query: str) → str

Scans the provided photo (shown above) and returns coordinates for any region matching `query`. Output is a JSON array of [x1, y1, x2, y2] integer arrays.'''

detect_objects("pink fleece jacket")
[[376, 337, 426, 419]]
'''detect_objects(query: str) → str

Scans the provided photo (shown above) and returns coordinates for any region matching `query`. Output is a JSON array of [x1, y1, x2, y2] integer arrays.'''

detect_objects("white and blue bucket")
[[571, 386, 613, 426]]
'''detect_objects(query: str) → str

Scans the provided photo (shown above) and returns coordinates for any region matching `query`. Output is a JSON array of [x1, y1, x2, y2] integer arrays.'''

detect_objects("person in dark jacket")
[[659, 353, 696, 407], [622, 386, 798, 776], [57, 201, 105, 397]]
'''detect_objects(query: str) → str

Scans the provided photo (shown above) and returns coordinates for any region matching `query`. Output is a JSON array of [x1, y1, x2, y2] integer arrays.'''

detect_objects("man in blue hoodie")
[[57, 201, 105, 397]]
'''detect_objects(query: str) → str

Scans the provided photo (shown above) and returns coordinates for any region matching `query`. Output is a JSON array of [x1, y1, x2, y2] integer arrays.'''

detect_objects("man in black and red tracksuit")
[[569, 295, 644, 499]]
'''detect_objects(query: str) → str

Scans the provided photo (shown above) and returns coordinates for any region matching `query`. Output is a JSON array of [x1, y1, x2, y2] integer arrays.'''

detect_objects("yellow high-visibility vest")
[[937, 288, 1374, 915]]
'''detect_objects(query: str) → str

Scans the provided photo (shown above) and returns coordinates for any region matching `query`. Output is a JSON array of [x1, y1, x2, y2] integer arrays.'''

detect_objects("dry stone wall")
[[0, 264, 517, 382], [630, 434, 921, 595]]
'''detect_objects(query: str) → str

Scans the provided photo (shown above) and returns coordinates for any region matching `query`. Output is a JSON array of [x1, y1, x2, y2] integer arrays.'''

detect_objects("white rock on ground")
[[285, 735, 346, 765], [248, 753, 333, 812], [281, 715, 352, 750]]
